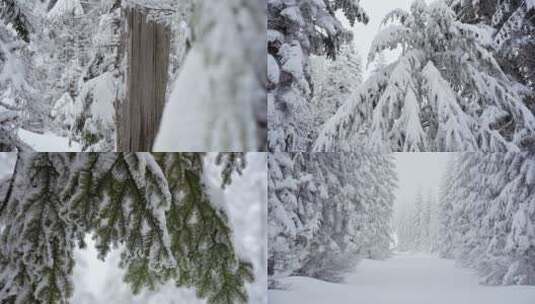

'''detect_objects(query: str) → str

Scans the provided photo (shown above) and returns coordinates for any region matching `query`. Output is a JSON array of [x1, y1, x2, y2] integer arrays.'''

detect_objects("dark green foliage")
[[0, 153, 75, 304], [153, 153, 254, 304], [0, 153, 253, 304], [216, 153, 247, 188], [123, 257, 161, 294]]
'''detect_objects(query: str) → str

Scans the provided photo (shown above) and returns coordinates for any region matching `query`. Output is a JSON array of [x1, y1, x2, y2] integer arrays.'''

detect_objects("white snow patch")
[[270, 254, 535, 304], [76, 72, 116, 128], [18, 129, 81, 152]]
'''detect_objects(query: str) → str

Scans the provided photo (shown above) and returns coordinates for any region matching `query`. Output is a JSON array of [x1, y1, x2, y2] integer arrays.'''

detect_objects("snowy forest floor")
[[18, 129, 81, 151], [269, 253, 535, 304]]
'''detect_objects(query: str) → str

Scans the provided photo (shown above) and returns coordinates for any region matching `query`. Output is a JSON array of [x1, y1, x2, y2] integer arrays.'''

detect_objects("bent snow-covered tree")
[[0, 153, 253, 304], [315, 0, 535, 152], [267, 0, 369, 151]]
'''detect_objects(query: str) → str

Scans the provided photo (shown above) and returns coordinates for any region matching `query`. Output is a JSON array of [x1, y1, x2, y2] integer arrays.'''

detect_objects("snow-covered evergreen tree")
[[309, 45, 363, 145], [316, 0, 535, 152], [427, 190, 441, 253], [0, 1, 46, 150], [268, 152, 396, 285], [438, 152, 535, 286], [411, 190, 425, 250], [70, 0, 122, 151], [395, 187, 440, 253], [268, 0, 369, 151], [448, 0, 535, 131], [421, 193, 431, 250], [394, 202, 410, 251], [0, 0, 116, 151], [437, 155, 457, 258], [0, 153, 255, 303]]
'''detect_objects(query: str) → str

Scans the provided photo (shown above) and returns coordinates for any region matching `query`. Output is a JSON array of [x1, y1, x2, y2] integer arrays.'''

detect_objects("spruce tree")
[[70, 0, 122, 151], [316, 0, 535, 152], [268, 151, 396, 285], [410, 190, 424, 250], [0, 6, 41, 151], [268, 0, 369, 151], [311, 45, 363, 147], [395, 187, 437, 253], [448, 0, 535, 125], [0, 153, 254, 304], [437, 155, 457, 258], [438, 152, 535, 285]]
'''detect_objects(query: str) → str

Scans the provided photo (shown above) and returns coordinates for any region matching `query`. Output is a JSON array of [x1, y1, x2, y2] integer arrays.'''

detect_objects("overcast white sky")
[[393, 153, 450, 218]]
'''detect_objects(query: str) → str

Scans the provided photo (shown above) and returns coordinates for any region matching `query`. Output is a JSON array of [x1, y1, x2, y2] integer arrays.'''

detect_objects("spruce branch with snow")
[[448, 0, 535, 123], [0, 153, 254, 304]]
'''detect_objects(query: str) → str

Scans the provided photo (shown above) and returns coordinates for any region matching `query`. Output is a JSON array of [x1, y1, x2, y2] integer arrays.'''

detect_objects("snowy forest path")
[[269, 254, 535, 304]]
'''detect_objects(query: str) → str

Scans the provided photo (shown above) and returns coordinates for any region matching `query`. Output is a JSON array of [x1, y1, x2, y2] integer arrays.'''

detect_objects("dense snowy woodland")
[[394, 189, 441, 253], [269, 152, 535, 303], [0, 0, 266, 152], [268, 152, 397, 285], [439, 152, 535, 285], [0, 152, 267, 304], [268, 0, 535, 152]]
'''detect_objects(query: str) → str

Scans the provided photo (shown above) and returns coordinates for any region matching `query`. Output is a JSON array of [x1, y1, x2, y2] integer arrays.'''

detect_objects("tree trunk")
[[118, 8, 170, 151]]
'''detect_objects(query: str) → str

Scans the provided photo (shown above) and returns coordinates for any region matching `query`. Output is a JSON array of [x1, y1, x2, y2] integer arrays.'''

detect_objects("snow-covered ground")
[[269, 254, 535, 304], [18, 129, 81, 152]]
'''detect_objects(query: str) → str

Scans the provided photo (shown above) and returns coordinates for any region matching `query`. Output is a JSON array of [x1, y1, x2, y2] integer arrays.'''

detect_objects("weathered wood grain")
[[117, 8, 170, 151]]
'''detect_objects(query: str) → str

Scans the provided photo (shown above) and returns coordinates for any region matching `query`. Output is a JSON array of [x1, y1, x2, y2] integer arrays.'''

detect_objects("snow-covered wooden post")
[[118, 7, 170, 151]]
